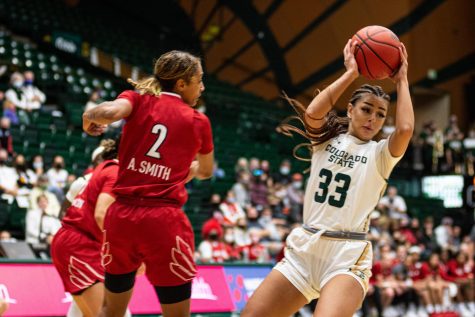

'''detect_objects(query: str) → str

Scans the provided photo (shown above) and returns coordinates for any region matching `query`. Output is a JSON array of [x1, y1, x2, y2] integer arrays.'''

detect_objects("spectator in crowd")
[[249, 172, 269, 209], [260, 160, 270, 175], [435, 217, 454, 250], [29, 174, 60, 217], [245, 205, 263, 231], [0, 148, 18, 203], [2, 98, 19, 125], [0, 117, 14, 156], [46, 155, 68, 203], [446, 251, 475, 315], [22, 70, 46, 111], [426, 252, 452, 313], [406, 246, 432, 316], [249, 157, 260, 174], [84, 89, 102, 112], [31, 154, 45, 178], [231, 171, 251, 208], [25, 195, 61, 246], [5, 72, 29, 124], [371, 252, 401, 317], [14, 154, 37, 190], [234, 217, 251, 247], [198, 224, 229, 263], [273, 159, 292, 185], [212, 161, 226, 180], [286, 173, 304, 223], [378, 186, 408, 220], [220, 190, 246, 226], [0, 230, 17, 242], [235, 157, 249, 176], [5, 72, 26, 109], [223, 227, 241, 261], [239, 229, 269, 263], [443, 115, 463, 173]]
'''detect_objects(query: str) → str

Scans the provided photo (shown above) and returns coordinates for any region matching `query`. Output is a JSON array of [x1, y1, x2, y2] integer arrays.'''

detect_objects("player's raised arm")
[[388, 43, 414, 157], [305, 39, 359, 130], [82, 98, 133, 136]]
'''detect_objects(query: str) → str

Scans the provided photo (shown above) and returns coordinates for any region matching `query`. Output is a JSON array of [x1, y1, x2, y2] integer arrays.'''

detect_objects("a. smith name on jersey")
[[325, 144, 368, 168], [126, 157, 172, 180]]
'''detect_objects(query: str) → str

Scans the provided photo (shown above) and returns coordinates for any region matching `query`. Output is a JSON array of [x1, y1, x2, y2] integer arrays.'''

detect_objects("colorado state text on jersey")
[[325, 144, 368, 168], [126, 158, 172, 181]]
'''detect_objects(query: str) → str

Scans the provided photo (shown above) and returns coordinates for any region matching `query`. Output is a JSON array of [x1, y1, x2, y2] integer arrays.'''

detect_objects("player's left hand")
[[390, 43, 408, 84]]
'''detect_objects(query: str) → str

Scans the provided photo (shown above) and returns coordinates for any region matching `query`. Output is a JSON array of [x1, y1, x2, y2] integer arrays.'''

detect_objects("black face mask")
[[54, 163, 63, 169], [16, 163, 26, 171], [0, 159, 6, 165], [209, 233, 219, 241]]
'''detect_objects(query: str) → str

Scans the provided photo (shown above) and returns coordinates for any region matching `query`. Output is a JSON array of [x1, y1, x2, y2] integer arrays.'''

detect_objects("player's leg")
[[153, 282, 192, 317], [313, 274, 365, 317], [100, 271, 136, 317], [72, 282, 104, 317], [240, 269, 308, 317]]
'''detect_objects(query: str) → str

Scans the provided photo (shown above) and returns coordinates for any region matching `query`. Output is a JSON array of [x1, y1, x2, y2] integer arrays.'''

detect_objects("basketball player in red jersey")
[[51, 140, 122, 317], [82, 50, 214, 317]]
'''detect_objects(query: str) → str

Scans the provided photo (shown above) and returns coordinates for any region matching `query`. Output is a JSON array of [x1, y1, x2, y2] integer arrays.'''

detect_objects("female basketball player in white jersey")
[[241, 39, 412, 317]]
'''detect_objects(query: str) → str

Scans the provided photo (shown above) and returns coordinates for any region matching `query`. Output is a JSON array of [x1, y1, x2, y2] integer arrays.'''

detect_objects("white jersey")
[[303, 133, 401, 232]]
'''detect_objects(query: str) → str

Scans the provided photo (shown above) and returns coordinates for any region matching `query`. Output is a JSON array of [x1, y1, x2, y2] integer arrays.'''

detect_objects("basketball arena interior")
[[0, 0, 475, 316]]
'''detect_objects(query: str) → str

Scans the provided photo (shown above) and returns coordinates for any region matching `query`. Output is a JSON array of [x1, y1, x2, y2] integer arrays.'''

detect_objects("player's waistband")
[[302, 224, 367, 241], [116, 195, 181, 208]]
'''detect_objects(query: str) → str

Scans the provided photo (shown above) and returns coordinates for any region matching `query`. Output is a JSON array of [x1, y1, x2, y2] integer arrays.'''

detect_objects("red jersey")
[[114, 91, 213, 206], [370, 260, 396, 284], [408, 262, 430, 281], [62, 160, 118, 242], [447, 259, 474, 279]]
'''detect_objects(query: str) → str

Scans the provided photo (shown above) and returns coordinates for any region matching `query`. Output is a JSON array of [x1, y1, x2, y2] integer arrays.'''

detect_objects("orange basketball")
[[352, 25, 402, 80]]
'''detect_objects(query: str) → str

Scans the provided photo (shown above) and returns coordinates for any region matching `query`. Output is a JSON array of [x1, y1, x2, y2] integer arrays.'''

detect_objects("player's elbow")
[[395, 123, 414, 137]]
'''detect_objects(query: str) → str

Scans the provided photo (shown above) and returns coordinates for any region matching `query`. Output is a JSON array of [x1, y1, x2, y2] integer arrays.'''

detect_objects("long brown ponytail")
[[277, 84, 390, 162]]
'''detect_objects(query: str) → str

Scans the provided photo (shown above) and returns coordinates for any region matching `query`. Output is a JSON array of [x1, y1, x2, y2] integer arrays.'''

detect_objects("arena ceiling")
[[177, 0, 475, 108]]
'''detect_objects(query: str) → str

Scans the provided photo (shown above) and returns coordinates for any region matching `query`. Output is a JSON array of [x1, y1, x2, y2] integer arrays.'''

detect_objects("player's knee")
[[105, 271, 136, 293], [154, 282, 192, 304]]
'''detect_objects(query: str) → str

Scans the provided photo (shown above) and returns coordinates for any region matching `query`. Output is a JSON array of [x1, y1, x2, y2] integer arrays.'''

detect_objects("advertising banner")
[[0, 264, 234, 316]]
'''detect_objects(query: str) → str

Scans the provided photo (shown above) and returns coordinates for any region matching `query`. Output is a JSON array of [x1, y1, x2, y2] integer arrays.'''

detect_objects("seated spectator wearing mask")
[[46, 155, 68, 203], [22, 71, 46, 111]]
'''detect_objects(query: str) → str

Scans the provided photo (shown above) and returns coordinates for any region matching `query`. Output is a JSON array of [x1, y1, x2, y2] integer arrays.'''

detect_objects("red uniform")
[[51, 160, 118, 294], [408, 262, 430, 281], [103, 91, 213, 287], [447, 259, 474, 280]]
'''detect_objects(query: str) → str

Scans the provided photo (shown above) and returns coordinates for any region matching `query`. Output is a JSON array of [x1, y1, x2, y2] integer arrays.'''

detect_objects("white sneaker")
[[417, 307, 428, 317]]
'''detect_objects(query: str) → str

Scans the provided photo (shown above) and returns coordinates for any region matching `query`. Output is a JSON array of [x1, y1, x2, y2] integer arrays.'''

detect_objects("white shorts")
[[274, 227, 372, 302]]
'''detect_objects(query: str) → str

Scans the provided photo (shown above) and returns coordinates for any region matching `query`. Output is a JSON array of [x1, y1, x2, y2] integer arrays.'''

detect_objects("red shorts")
[[51, 227, 104, 294], [102, 201, 196, 286]]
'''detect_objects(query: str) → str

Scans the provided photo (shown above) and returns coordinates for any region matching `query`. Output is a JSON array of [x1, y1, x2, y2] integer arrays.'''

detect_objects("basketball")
[[352, 25, 402, 80]]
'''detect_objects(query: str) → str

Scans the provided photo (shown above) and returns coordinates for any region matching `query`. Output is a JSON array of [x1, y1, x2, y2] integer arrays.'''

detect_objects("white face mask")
[[224, 234, 234, 244], [292, 181, 302, 189], [13, 80, 24, 88], [280, 166, 290, 175]]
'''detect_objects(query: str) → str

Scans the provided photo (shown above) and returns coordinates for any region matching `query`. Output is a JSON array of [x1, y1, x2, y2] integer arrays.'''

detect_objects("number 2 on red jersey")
[[145, 123, 168, 159]]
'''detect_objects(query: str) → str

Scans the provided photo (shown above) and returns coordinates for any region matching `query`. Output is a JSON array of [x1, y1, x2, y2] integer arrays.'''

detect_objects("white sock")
[[435, 304, 442, 312], [469, 302, 475, 311], [426, 304, 434, 314], [67, 301, 82, 317]]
